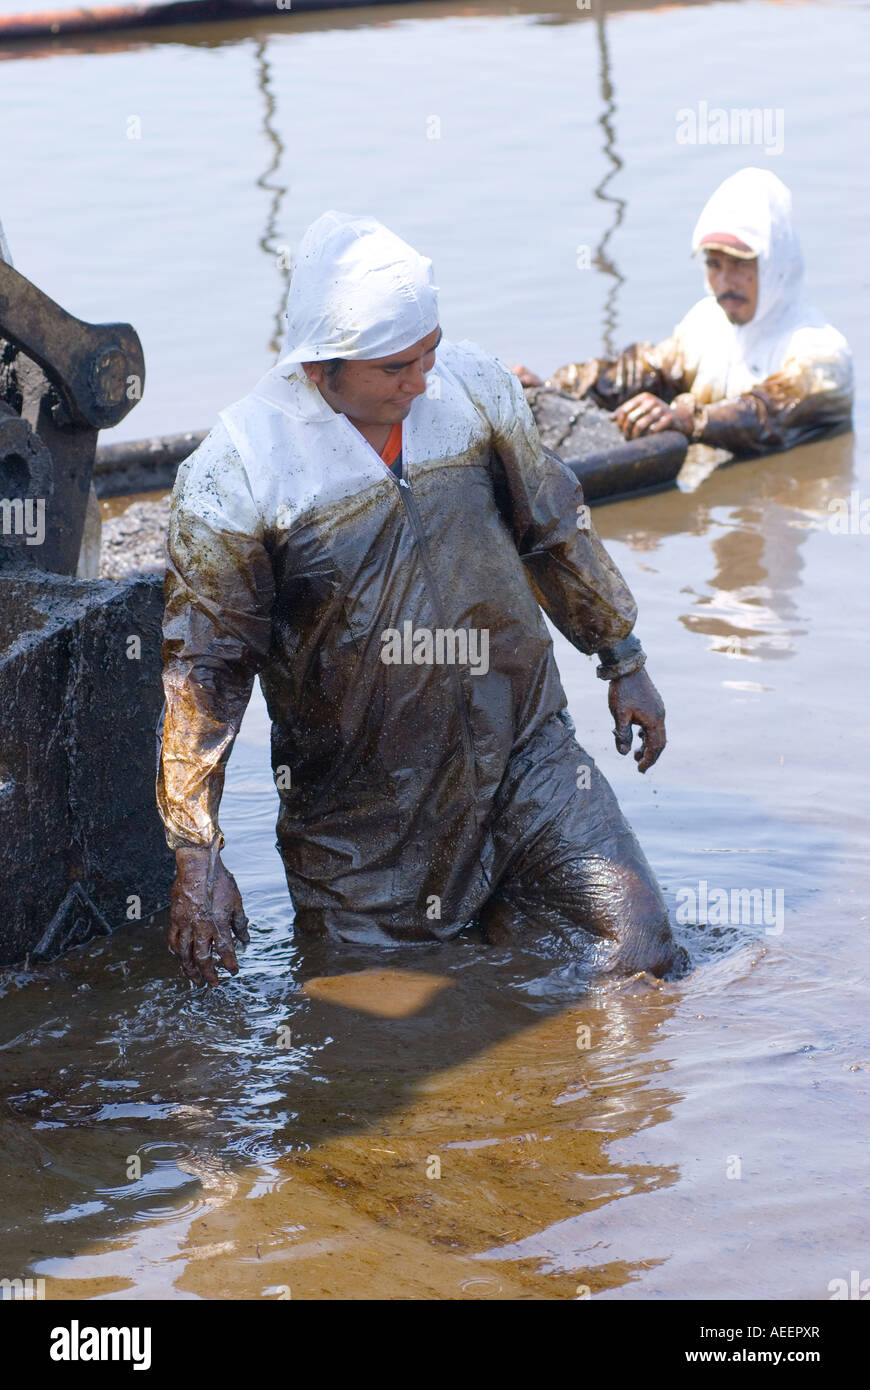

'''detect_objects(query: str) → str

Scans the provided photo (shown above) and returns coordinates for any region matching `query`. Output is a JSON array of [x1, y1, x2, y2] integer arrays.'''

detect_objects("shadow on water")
[[0, 909, 690, 1296]]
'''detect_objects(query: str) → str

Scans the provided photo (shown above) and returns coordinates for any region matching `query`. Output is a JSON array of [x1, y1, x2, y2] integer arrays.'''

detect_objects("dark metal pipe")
[[564, 431, 688, 502], [94, 425, 690, 504], [93, 428, 206, 496]]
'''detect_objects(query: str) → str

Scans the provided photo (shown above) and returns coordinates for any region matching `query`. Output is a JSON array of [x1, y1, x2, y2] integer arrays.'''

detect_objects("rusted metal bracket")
[[0, 259, 145, 575], [0, 260, 144, 431]]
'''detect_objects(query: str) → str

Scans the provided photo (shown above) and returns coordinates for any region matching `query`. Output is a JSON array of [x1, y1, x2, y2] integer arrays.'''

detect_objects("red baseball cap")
[[697, 232, 757, 260]]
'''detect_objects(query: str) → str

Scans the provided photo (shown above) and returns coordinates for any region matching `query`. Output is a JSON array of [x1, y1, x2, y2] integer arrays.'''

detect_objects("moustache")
[[718, 292, 747, 305]]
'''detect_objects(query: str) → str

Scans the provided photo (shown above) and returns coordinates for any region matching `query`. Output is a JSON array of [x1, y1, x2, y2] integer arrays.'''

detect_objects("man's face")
[[703, 250, 759, 325], [303, 326, 442, 425]]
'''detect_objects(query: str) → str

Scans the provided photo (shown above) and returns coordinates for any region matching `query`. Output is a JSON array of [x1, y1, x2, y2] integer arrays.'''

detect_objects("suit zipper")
[[393, 474, 478, 791], [341, 415, 478, 793]]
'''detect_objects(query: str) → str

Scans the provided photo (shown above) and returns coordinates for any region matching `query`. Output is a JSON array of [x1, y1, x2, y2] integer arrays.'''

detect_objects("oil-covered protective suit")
[[550, 168, 853, 455], [157, 214, 678, 975]]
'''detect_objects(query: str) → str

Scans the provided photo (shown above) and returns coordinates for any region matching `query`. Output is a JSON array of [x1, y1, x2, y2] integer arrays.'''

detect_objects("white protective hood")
[[277, 211, 439, 375], [678, 167, 838, 398], [692, 167, 804, 338]]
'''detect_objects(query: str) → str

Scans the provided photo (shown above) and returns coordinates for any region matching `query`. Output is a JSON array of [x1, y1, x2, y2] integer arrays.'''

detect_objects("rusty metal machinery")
[[0, 258, 145, 575], [0, 253, 173, 968]]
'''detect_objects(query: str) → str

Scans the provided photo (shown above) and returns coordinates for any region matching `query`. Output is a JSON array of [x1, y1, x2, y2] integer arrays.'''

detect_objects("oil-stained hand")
[[614, 392, 693, 440], [169, 846, 250, 987], [608, 668, 666, 773]]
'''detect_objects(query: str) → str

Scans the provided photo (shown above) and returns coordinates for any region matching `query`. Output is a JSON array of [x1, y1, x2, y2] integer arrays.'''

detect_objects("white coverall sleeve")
[[156, 424, 275, 850]]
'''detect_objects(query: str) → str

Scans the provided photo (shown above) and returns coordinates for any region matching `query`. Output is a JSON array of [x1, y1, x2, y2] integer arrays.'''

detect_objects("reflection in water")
[[253, 38, 291, 356], [592, 0, 626, 356], [597, 432, 856, 663]]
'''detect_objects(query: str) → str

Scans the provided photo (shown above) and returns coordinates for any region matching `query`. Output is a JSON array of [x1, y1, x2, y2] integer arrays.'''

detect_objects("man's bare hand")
[[169, 846, 250, 987], [614, 392, 692, 440], [608, 668, 666, 773], [509, 363, 544, 388]]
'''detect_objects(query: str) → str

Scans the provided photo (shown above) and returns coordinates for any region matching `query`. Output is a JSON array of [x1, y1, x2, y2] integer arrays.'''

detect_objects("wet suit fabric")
[[156, 337, 677, 974]]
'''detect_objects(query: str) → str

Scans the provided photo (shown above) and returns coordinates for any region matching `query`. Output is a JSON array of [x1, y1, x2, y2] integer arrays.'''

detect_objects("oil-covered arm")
[[157, 428, 274, 849], [472, 348, 665, 771], [548, 335, 697, 411], [673, 343, 854, 455], [475, 349, 639, 653], [156, 425, 275, 985]]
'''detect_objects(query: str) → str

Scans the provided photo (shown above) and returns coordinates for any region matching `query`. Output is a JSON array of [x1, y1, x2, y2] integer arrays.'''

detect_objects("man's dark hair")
[[323, 358, 345, 386]]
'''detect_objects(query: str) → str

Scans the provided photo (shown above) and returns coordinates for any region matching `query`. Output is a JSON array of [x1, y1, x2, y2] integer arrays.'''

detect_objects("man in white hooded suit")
[[515, 168, 853, 454], [157, 211, 684, 987]]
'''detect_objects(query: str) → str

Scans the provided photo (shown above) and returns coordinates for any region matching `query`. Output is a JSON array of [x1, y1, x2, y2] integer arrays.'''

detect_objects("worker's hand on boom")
[[608, 668, 666, 774], [169, 845, 250, 987], [614, 392, 693, 440]]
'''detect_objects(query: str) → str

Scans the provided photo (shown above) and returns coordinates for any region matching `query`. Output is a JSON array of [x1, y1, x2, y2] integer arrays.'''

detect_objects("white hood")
[[277, 211, 439, 375], [678, 167, 846, 398], [692, 167, 806, 350]]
